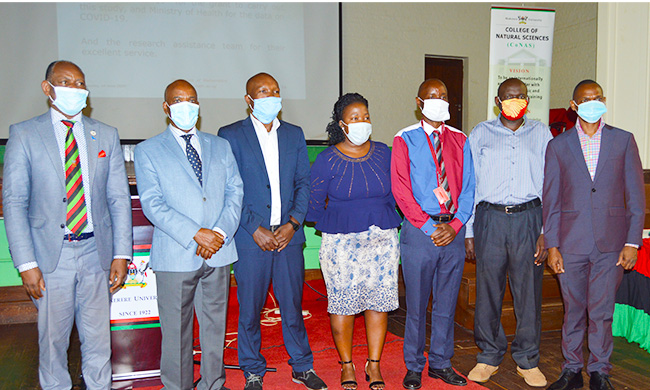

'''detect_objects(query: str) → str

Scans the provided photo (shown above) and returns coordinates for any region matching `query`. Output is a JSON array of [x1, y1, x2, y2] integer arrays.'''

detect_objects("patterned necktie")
[[62, 120, 88, 235], [433, 130, 455, 213], [181, 134, 202, 186]]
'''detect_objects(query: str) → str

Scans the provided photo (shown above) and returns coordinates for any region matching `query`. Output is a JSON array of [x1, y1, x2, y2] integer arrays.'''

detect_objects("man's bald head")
[[164, 79, 197, 103], [497, 78, 527, 99], [418, 78, 447, 99], [45, 60, 84, 82], [246, 73, 278, 96]]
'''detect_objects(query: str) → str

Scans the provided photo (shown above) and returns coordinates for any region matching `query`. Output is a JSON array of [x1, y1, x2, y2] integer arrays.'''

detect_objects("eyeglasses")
[[501, 94, 528, 101]]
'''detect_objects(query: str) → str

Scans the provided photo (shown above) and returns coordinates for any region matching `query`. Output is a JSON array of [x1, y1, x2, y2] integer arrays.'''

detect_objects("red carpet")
[[137, 279, 485, 389]]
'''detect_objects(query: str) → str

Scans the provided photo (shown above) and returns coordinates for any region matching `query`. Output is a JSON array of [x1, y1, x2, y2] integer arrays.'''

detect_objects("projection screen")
[[0, 2, 340, 140]]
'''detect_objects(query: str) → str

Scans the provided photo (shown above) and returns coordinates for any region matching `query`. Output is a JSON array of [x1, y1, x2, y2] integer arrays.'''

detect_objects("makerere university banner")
[[487, 6, 555, 124]]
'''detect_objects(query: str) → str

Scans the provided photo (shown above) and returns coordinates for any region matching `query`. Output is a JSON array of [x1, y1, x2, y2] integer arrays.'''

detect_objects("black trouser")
[[473, 202, 543, 369]]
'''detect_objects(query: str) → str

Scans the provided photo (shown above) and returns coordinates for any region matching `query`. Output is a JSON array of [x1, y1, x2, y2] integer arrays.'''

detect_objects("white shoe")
[[467, 363, 499, 383]]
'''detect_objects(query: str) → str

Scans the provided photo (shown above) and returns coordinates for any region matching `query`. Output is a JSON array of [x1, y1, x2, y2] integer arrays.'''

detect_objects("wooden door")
[[425, 56, 464, 131]]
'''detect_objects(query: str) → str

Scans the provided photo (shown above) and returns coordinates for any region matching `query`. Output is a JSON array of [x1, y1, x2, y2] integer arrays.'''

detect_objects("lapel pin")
[[90, 130, 96, 139]]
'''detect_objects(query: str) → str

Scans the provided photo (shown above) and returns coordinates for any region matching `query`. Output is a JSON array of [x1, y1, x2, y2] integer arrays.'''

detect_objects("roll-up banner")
[[487, 6, 555, 124]]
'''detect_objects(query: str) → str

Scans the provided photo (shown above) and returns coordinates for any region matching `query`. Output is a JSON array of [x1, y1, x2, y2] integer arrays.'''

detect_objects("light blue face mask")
[[575, 100, 607, 124], [48, 82, 89, 116], [249, 96, 282, 124], [168, 102, 199, 130]]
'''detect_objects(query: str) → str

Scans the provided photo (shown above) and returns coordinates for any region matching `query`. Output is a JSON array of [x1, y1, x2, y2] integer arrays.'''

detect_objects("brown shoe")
[[467, 363, 499, 383], [517, 366, 547, 387]]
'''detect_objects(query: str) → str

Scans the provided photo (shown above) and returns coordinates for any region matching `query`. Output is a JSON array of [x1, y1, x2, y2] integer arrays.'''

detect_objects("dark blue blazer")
[[218, 117, 310, 249]]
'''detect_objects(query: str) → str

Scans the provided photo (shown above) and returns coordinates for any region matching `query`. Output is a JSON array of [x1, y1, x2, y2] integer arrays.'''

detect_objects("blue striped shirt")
[[466, 115, 552, 238]]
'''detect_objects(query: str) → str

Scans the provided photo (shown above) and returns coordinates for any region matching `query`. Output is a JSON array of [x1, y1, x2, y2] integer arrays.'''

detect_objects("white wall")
[[341, 2, 598, 144], [597, 3, 650, 167]]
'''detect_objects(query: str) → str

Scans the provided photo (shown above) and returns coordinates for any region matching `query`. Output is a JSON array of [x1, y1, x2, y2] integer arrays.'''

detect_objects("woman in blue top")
[[306, 93, 402, 390]]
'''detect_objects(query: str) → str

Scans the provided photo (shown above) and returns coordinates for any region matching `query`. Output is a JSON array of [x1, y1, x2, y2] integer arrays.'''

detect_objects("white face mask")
[[48, 82, 89, 116], [418, 97, 450, 122], [342, 121, 372, 146], [168, 102, 199, 130]]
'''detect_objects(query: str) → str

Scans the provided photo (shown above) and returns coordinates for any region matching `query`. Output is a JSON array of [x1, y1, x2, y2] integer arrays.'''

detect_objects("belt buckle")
[[505, 205, 514, 215]]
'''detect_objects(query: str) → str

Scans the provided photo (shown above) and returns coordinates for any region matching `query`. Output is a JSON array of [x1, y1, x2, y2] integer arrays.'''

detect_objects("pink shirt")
[[575, 119, 605, 180]]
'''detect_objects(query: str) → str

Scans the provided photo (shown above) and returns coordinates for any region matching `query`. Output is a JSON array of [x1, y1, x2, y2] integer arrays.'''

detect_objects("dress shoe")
[[428, 367, 467, 386], [467, 363, 499, 383], [517, 366, 547, 387], [589, 372, 614, 390], [402, 369, 422, 389], [292, 368, 328, 390], [547, 370, 583, 390]]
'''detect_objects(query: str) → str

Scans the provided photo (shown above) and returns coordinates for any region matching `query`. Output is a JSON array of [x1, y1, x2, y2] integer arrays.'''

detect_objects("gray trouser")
[[558, 248, 622, 374], [473, 203, 544, 369], [156, 262, 230, 390], [35, 237, 112, 390]]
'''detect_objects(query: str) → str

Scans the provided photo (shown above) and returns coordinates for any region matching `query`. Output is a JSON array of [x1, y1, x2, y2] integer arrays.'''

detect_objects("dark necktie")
[[181, 134, 202, 186], [62, 120, 88, 235]]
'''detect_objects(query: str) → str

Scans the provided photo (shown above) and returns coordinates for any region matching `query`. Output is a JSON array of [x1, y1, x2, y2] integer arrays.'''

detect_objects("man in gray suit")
[[3, 60, 132, 389], [544, 80, 645, 390], [134, 79, 243, 390]]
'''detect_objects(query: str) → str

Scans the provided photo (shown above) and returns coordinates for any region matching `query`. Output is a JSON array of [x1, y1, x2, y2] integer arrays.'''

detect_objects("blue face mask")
[[575, 100, 607, 124], [168, 102, 199, 130], [249, 96, 282, 124], [48, 82, 89, 116]]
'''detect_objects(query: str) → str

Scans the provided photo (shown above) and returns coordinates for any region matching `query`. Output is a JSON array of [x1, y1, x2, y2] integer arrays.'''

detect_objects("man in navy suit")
[[218, 73, 327, 390], [135, 79, 243, 390], [543, 80, 645, 390]]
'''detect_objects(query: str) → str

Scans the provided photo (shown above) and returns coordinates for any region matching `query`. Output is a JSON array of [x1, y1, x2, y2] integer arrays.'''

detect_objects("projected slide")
[[57, 2, 306, 99]]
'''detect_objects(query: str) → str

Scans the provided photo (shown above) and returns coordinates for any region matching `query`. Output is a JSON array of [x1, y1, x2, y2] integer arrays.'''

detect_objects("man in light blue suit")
[[3, 60, 132, 389], [134, 79, 243, 390], [218, 73, 327, 390]]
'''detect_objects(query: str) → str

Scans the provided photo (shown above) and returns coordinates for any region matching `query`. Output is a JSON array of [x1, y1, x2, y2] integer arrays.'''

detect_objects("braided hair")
[[325, 93, 369, 145]]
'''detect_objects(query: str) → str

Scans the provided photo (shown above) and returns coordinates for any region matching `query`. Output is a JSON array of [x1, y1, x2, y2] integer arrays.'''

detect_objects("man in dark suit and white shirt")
[[3, 60, 132, 389], [218, 73, 327, 390], [543, 80, 645, 390]]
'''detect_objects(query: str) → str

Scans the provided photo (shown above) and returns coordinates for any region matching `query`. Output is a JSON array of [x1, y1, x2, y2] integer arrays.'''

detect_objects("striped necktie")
[[181, 134, 202, 186], [433, 130, 455, 213], [62, 120, 88, 235]]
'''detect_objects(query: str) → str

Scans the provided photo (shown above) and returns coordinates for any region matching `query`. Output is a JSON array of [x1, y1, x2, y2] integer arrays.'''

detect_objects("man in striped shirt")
[[465, 78, 551, 387]]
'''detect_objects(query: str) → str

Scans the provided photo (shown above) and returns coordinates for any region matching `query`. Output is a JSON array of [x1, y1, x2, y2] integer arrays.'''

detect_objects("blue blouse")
[[306, 141, 402, 234]]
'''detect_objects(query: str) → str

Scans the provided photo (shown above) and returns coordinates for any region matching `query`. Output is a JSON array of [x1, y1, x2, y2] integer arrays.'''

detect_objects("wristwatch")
[[288, 219, 300, 231]]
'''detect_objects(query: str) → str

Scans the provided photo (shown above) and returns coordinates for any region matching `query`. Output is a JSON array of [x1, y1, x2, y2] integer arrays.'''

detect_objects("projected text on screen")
[[57, 2, 307, 99]]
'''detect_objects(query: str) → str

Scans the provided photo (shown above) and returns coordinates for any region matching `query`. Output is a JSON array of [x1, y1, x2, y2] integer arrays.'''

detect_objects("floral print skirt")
[[319, 225, 400, 315]]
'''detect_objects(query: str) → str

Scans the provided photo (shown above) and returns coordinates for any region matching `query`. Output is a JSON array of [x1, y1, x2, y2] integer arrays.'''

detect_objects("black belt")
[[428, 214, 455, 222], [64, 232, 94, 241], [479, 198, 541, 214], [269, 225, 281, 232]]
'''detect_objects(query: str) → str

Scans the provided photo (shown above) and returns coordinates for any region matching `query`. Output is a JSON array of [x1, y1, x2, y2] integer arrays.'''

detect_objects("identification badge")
[[433, 186, 450, 204]]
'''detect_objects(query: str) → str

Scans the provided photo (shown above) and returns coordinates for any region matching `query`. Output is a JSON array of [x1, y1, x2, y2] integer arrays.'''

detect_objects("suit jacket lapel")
[[593, 124, 613, 183], [35, 113, 65, 188], [198, 131, 211, 189], [566, 127, 593, 181], [241, 117, 268, 173], [82, 117, 99, 191], [161, 128, 202, 188]]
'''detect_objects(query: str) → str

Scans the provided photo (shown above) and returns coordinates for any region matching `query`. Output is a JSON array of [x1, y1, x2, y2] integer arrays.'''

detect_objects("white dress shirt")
[[250, 114, 282, 226]]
